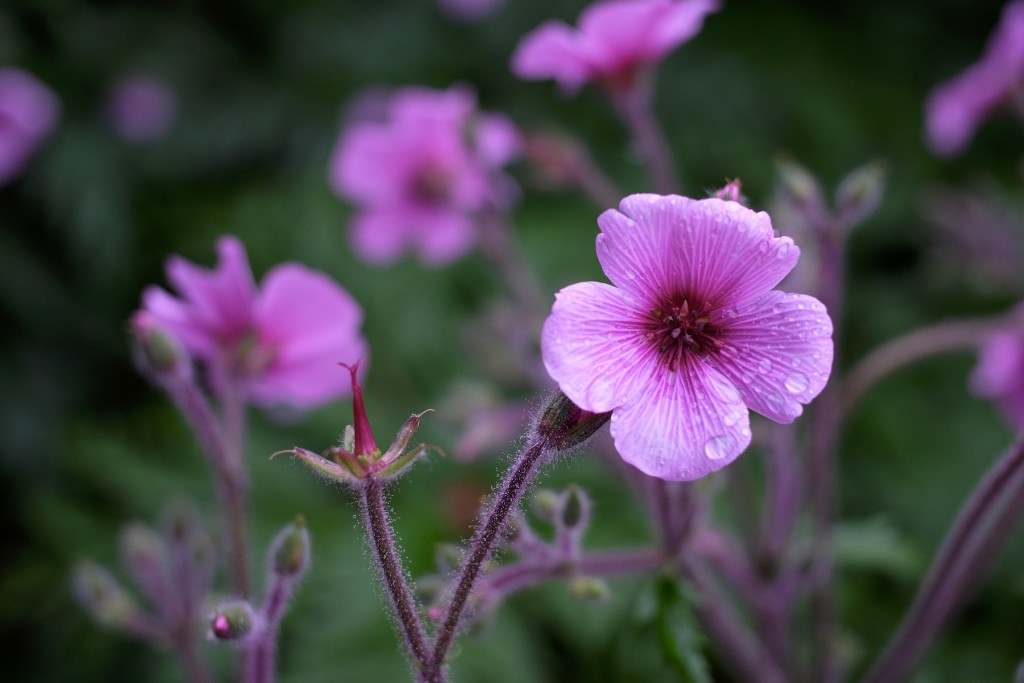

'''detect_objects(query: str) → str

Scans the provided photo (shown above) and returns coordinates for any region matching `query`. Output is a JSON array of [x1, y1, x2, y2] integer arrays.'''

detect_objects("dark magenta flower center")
[[645, 297, 725, 371]]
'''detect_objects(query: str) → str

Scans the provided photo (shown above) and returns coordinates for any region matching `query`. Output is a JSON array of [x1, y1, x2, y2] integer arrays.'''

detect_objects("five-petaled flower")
[[925, 0, 1024, 156], [511, 0, 719, 94], [0, 67, 59, 186], [328, 86, 520, 266], [138, 235, 368, 411], [541, 194, 834, 481]]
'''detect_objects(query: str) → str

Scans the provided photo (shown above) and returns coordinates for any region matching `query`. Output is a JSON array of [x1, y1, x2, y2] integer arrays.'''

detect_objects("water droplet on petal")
[[776, 242, 791, 259], [759, 358, 773, 374], [785, 372, 809, 394], [704, 434, 736, 460], [723, 410, 743, 427]]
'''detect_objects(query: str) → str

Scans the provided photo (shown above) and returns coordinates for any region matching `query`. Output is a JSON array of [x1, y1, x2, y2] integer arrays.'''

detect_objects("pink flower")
[[925, 0, 1024, 156], [0, 67, 59, 185], [104, 74, 177, 143], [971, 328, 1024, 427], [328, 86, 520, 266], [541, 194, 833, 481], [139, 236, 368, 410], [511, 0, 719, 93]]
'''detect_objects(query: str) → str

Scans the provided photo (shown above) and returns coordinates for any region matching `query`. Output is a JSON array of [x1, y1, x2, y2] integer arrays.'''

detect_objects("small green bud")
[[210, 600, 258, 642], [835, 161, 886, 229], [271, 516, 310, 578], [531, 489, 561, 524], [568, 576, 611, 602], [536, 391, 610, 452], [72, 561, 140, 629], [561, 485, 588, 529]]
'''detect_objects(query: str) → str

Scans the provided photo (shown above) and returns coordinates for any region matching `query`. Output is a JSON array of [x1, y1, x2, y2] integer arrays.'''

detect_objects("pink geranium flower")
[[541, 194, 833, 481], [139, 236, 368, 410], [925, 0, 1024, 156], [971, 328, 1024, 427], [0, 67, 59, 185], [511, 0, 719, 93], [328, 86, 520, 266]]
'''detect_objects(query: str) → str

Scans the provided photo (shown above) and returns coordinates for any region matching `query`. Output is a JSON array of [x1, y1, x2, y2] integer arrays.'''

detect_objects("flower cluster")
[[138, 235, 367, 410], [329, 86, 520, 266], [541, 194, 833, 480]]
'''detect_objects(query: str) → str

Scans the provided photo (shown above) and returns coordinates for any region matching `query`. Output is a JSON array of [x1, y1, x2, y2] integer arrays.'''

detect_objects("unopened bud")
[[271, 516, 310, 578], [536, 391, 610, 452], [712, 178, 745, 204], [560, 485, 589, 530], [835, 161, 886, 229], [568, 576, 611, 602], [120, 523, 168, 606], [531, 489, 560, 524], [130, 311, 190, 378], [72, 561, 140, 629], [209, 600, 258, 642], [775, 157, 825, 216]]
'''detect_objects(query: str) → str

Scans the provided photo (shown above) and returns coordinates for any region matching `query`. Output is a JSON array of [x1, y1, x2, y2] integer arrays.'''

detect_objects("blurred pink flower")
[[925, 0, 1024, 156], [328, 86, 520, 266], [104, 74, 177, 143], [511, 0, 719, 93], [139, 236, 368, 410], [0, 67, 59, 185], [971, 328, 1024, 427], [541, 194, 833, 481]]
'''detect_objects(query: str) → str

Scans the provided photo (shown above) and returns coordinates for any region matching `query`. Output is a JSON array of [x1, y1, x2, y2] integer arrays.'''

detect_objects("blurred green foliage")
[[3, 0, 1024, 681]]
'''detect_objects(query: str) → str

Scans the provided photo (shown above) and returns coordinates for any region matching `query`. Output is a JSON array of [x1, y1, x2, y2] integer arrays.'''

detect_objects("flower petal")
[[710, 291, 833, 423], [510, 22, 590, 91], [542, 281, 657, 413], [610, 356, 750, 481], [165, 235, 256, 337], [597, 195, 799, 307]]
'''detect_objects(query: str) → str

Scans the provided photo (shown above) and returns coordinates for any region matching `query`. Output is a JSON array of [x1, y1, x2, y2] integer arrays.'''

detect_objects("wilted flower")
[[541, 194, 833, 481], [328, 86, 520, 266], [925, 0, 1024, 156], [511, 0, 719, 94], [104, 73, 177, 143], [139, 236, 367, 410], [0, 67, 59, 185], [971, 327, 1024, 428]]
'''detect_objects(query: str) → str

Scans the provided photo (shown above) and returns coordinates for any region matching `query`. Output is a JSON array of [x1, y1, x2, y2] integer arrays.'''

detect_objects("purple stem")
[[568, 146, 622, 208], [757, 423, 802, 568], [860, 432, 1024, 683], [427, 438, 552, 680], [246, 571, 295, 683], [611, 72, 680, 195], [217, 375, 252, 599], [359, 477, 431, 680]]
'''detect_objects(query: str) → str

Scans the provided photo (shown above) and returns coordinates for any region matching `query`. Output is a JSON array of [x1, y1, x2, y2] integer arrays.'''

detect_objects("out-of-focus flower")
[[438, 0, 506, 22], [971, 326, 1024, 427], [328, 86, 520, 266], [139, 236, 367, 410], [511, 0, 719, 94], [0, 67, 59, 186], [104, 73, 177, 143], [541, 194, 833, 481], [925, 0, 1024, 156]]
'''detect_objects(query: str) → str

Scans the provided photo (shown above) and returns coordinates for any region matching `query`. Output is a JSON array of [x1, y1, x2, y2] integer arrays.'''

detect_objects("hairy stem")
[[427, 438, 551, 679], [359, 478, 431, 678], [861, 432, 1024, 683]]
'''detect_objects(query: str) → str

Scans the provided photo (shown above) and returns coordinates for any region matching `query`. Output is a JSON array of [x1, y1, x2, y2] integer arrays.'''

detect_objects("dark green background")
[[3, 0, 1023, 681]]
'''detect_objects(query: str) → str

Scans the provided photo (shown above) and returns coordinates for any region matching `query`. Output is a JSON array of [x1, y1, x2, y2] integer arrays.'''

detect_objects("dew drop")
[[723, 410, 742, 427], [785, 372, 809, 394], [758, 358, 773, 374], [704, 434, 735, 460], [776, 242, 791, 259]]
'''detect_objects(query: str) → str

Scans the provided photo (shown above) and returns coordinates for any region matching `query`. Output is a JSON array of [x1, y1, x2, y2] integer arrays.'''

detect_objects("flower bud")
[[568, 576, 611, 602], [712, 178, 745, 204], [531, 488, 561, 524], [835, 161, 886, 229], [72, 561, 141, 630], [560, 485, 589, 531], [209, 600, 258, 642], [129, 311, 191, 379], [536, 391, 610, 452], [775, 157, 825, 219], [120, 522, 169, 609], [270, 516, 311, 578]]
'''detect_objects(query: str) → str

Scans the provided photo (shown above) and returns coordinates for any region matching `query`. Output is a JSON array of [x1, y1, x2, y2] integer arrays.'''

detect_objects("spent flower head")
[[329, 85, 520, 266], [511, 0, 719, 94], [541, 194, 834, 481], [925, 0, 1024, 156], [139, 235, 367, 410], [0, 67, 59, 186]]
